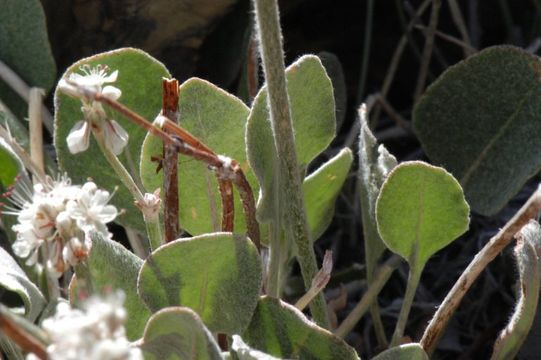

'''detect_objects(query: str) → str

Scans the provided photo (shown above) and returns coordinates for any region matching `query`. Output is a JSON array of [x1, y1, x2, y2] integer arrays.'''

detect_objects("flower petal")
[[102, 86, 121, 100], [67, 121, 91, 154], [103, 120, 128, 155]]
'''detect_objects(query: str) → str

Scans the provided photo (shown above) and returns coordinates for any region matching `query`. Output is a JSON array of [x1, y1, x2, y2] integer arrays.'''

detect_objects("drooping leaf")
[[371, 343, 429, 360], [0, 0, 56, 121], [246, 55, 336, 223], [0, 246, 45, 321], [414, 46, 541, 216], [230, 335, 281, 360], [492, 220, 541, 360], [358, 105, 397, 278], [141, 307, 223, 360], [72, 232, 150, 341], [55, 48, 170, 232], [138, 232, 261, 335], [140, 78, 255, 235], [242, 297, 359, 360], [304, 148, 353, 242], [376, 161, 470, 268]]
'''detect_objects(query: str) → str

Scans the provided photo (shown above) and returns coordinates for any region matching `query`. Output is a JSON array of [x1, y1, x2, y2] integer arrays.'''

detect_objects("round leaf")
[[246, 55, 336, 222], [414, 46, 541, 216], [140, 78, 255, 235], [141, 307, 222, 360], [138, 232, 261, 335], [242, 297, 359, 360], [71, 233, 150, 341], [376, 161, 470, 266], [54, 48, 170, 232]]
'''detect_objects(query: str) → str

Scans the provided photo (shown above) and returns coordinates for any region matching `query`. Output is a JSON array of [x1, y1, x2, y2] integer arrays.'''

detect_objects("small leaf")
[[376, 161, 470, 267], [304, 148, 353, 242], [140, 78, 255, 235], [242, 297, 360, 360], [413, 46, 541, 216], [231, 335, 281, 360], [492, 220, 541, 360], [0, 246, 45, 321], [138, 232, 261, 335], [55, 48, 170, 232], [0, 141, 22, 191], [246, 55, 336, 222], [72, 233, 150, 341], [371, 343, 429, 360], [141, 307, 223, 360]]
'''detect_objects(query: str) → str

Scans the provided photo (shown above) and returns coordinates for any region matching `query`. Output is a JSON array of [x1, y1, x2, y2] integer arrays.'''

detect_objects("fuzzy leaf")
[[242, 297, 359, 360], [492, 220, 541, 360], [138, 232, 261, 335], [414, 46, 541, 216], [55, 48, 170, 232], [358, 105, 397, 277], [141, 307, 223, 360], [140, 78, 255, 235], [246, 55, 336, 223], [0, 0, 56, 122], [304, 148, 353, 242], [0, 246, 45, 321], [376, 161, 470, 268], [230, 335, 281, 360], [72, 233, 150, 341], [319, 52, 347, 130], [371, 343, 429, 360], [0, 141, 22, 191]]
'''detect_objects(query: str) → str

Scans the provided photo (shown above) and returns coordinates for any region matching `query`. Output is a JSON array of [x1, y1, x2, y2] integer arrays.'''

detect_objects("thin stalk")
[[252, 0, 330, 328], [28, 88, 45, 180], [390, 264, 422, 347], [335, 255, 401, 338], [447, 0, 474, 57], [356, 0, 375, 104], [94, 133, 163, 250], [420, 184, 541, 355], [267, 221, 282, 297]]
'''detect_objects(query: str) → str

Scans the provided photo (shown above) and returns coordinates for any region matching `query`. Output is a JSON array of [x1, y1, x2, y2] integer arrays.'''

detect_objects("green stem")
[[391, 264, 423, 347], [252, 0, 330, 328], [267, 221, 282, 297], [94, 133, 163, 250]]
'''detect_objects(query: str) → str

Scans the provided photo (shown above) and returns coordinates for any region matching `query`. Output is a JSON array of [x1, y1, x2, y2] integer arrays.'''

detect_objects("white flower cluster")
[[28, 292, 142, 360], [8, 175, 117, 277], [58, 64, 128, 155]]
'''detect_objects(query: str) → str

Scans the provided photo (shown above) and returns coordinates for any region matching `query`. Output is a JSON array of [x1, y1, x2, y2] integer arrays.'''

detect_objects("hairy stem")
[[252, 0, 330, 327], [391, 264, 422, 346]]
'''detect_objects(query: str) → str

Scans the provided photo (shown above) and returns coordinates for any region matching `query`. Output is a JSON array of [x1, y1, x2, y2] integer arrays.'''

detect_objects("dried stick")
[[28, 88, 45, 179], [218, 179, 234, 232], [161, 79, 181, 242], [0, 306, 47, 360], [420, 185, 541, 354]]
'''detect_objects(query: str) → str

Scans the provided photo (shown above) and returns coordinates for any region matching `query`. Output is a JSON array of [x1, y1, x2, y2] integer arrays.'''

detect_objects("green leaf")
[[230, 335, 281, 360], [0, 246, 45, 321], [318, 52, 347, 130], [304, 148, 353, 242], [246, 55, 336, 223], [0, 0, 56, 122], [242, 297, 360, 360], [492, 220, 541, 360], [141, 306, 223, 360], [55, 48, 170, 232], [140, 78, 254, 235], [376, 161, 470, 267], [413, 45, 541, 216], [72, 233, 150, 341], [371, 343, 429, 360], [358, 105, 397, 278], [138, 232, 261, 335], [0, 141, 22, 191]]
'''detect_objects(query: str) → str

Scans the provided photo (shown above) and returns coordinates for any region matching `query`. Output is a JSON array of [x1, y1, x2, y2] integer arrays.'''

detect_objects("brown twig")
[[0, 307, 48, 360], [247, 36, 259, 102], [218, 179, 234, 232], [420, 184, 541, 354], [161, 79, 180, 242]]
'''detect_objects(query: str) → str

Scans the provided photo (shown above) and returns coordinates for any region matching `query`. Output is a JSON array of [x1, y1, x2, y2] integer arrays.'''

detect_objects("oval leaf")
[[242, 297, 359, 360], [138, 232, 261, 335], [140, 78, 255, 235], [141, 307, 222, 360], [376, 161, 470, 266], [246, 55, 336, 222], [0, 246, 45, 321], [71, 233, 150, 341], [54, 48, 170, 232], [413, 46, 541, 216], [371, 343, 429, 360], [304, 148, 353, 242]]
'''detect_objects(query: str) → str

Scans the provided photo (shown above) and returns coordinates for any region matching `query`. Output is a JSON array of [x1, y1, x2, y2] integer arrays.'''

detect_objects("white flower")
[[58, 65, 129, 155], [28, 292, 142, 360], [6, 175, 118, 277]]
